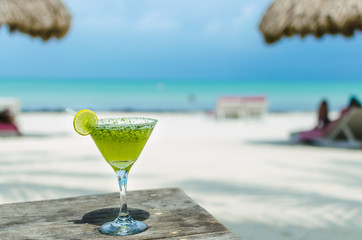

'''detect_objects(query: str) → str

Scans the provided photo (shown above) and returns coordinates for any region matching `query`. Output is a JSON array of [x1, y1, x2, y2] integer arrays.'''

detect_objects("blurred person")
[[316, 99, 330, 129]]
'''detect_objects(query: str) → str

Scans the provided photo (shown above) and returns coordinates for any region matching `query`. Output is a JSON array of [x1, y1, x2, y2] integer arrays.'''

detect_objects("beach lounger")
[[216, 96, 267, 119], [290, 108, 362, 148], [0, 122, 20, 136]]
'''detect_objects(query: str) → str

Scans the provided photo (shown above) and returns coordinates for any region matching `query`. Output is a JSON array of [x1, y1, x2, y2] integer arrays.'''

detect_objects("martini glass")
[[90, 117, 157, 236]]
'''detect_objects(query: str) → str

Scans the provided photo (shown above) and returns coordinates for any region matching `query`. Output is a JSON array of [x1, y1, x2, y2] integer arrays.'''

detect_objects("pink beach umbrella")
[[259, 0, 362, 44], [0, 0, 71, 41]]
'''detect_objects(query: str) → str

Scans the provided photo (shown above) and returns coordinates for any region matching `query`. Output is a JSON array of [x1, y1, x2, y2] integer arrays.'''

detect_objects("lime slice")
[[73, 109, 98, 136]]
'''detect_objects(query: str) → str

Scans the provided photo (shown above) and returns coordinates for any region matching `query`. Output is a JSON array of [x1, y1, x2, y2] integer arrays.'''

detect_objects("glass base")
[[99, 216, 147, 236]]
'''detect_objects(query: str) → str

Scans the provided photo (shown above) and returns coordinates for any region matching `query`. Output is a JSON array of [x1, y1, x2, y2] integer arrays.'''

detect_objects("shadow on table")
[[73, 208, 150, 225]]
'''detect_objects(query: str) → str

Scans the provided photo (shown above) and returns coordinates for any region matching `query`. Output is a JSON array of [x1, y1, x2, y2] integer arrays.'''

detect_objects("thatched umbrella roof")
[[259, 0, 362, 44], [0, 0, 71, 41]]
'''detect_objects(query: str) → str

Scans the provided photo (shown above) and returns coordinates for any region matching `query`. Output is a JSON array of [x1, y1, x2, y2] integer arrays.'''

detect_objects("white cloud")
[[63, 0, 126, 30], [135, 12, 179, 32], [200, 2, 259, 38], [62, 0, 267, 40], [232, 3, 258, 31], [204, 20, 223, 35]]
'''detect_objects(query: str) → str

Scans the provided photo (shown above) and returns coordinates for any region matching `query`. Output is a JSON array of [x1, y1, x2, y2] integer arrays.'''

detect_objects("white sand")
[[1, 112, 362, 240]]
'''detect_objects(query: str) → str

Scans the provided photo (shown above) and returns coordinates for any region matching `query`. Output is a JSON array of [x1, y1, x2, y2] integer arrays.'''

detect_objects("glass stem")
[[116, 170, 130, 219]]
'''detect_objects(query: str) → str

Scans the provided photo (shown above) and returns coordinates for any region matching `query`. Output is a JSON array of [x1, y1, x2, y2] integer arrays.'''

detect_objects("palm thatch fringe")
[[0, 0, 71, 41], [259, 0, 362, 44]]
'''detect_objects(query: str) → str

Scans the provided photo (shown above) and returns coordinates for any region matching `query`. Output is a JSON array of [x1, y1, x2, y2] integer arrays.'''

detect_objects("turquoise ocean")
[[0, 78, 361, 112]]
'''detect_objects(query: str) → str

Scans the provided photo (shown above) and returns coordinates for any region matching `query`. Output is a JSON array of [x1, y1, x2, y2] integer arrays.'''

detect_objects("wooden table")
[[0, 188, 241, 239]]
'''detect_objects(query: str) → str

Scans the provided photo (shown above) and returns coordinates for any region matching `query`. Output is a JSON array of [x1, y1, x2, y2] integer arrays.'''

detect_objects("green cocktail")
[[74, 111, 157, 236], [91, 118, 155, 172]]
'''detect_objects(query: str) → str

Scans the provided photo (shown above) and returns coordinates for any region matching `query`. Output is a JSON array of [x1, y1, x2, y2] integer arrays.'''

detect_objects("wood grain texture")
[[0, 188, 242, 240]]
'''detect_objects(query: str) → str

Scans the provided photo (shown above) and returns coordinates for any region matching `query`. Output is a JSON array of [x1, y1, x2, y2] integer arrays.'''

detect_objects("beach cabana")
[[0, 0, 71, 40], [259, 0, 362, 44], [216, 96, 268, 119], [0, 98, 20, 116]]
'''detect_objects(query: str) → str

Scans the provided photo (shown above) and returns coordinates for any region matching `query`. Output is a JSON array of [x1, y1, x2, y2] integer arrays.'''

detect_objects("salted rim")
[[90, 117, 158, 129]]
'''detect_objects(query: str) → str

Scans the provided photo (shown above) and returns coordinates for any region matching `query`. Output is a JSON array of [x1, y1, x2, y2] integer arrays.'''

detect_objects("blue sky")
[[1, 0, 362, 81]]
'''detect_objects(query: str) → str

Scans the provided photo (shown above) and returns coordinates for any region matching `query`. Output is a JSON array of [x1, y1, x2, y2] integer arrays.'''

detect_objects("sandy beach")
[[1, 111, 362, 240]]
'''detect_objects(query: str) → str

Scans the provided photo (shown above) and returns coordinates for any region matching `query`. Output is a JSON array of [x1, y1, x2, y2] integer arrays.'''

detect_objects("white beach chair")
[[315, 108, 362, 148]]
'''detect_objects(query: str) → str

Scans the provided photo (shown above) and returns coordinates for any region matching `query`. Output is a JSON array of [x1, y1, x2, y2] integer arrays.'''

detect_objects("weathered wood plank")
[[0, 188, 241, 239]]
